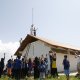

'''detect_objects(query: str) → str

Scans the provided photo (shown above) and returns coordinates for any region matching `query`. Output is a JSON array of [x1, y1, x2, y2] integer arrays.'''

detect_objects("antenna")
[[30, 8, 38, 36], [32, 8, 34, 26], [30, 8, 34, 35]]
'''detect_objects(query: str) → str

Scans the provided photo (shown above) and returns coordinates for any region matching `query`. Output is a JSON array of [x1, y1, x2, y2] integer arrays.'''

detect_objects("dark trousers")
[[15, 69, 21, 80], [25, 68, 28, 77], [34, 68, 40, 79], [52, 68, 58, 77], [0, 68, 3, 78], [21, 68, 25, 78]]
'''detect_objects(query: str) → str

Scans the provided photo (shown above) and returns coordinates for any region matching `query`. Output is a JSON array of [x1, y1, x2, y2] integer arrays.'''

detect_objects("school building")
[[15, 34, 80, 72]]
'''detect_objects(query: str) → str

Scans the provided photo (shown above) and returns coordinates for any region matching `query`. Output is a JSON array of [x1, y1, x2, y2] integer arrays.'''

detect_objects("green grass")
[[46, 76, 80, 80], [0, 75, 80, 80]]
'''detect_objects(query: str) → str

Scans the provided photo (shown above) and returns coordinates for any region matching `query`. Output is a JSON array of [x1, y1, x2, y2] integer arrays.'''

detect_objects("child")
[[7, 59, 12, 77], [63, 55, 70, 80], [39, 60, 46, 80], [44, 57, 48, 77]]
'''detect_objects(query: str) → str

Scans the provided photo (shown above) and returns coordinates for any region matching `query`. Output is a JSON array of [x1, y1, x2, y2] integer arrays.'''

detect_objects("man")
[[30, 24, 34, 35], [63, 55, 70, 80]]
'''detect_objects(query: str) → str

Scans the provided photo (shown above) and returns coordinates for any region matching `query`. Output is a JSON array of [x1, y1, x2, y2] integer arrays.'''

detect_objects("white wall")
[[30, 41, 50, 57], [22, 40, 77, 72], [22, 41, 51, 58], [56, 53, 65, 72], [69, 54, 77, 71], [56, 53, 77, 72]]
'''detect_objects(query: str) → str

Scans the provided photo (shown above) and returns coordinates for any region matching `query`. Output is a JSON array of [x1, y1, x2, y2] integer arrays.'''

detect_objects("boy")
[[63, 55, 70, 80], [39, 60, 46, 80]]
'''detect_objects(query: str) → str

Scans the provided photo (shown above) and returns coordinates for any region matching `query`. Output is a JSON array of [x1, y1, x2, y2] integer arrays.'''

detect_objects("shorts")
[[64, 69, 70, 75]]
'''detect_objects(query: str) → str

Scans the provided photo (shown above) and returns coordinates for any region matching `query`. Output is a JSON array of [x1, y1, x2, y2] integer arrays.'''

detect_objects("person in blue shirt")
[[12, 59, 16, 79], [7, 59, 12, 77], [15, 56, 21, 80], [21, 58, 25, 78], [63, 55, 70, 80], [39, 60, 46, 80]]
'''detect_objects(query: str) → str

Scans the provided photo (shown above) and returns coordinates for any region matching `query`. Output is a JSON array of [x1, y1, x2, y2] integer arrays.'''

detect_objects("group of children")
[[0, 51, 78, 80]]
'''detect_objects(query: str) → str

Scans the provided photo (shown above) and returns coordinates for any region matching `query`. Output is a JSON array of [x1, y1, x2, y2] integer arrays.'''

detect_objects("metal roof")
[[15, 34, 80, 55]]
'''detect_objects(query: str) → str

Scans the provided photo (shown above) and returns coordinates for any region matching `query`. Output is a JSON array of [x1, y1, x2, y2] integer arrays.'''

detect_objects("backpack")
[[39, 64, 45, 72]]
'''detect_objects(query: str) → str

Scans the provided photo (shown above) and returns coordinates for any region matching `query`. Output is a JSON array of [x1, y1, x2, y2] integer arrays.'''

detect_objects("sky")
[[0, 0, 80, 62]]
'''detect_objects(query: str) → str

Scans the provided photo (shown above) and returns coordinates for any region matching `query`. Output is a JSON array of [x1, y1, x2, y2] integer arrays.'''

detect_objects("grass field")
[[0, 75, 80, 80]]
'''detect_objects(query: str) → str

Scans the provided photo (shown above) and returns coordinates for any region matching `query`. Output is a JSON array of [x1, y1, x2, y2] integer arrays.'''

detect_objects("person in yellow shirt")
[[51, 53, 58, 78]]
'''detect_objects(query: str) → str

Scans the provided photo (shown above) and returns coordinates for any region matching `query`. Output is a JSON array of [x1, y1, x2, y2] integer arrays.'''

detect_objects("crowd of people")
[[0, 51, 78, 80]]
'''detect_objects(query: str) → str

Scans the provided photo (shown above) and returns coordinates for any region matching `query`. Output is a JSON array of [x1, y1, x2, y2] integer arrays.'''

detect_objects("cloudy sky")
[[0, 40, 19, 63], [0, 0, 80, 63]]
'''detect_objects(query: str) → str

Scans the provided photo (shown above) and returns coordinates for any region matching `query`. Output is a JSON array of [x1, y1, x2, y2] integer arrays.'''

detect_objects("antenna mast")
[[30, 8, 34, 35], [32, 8, 34, 26], [30, 8, 37, 36]]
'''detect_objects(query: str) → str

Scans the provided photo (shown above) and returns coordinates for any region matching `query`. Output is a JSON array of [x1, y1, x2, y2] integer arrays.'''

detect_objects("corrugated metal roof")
[[15, 34, 80, 55]]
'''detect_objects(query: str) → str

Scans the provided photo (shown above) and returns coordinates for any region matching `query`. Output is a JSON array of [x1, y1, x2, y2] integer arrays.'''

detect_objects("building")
[[15, 34, 80, 72]]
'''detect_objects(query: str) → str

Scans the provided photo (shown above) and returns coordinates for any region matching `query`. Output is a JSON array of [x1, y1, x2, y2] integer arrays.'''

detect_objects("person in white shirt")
[[30, 24, 34, 35]]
